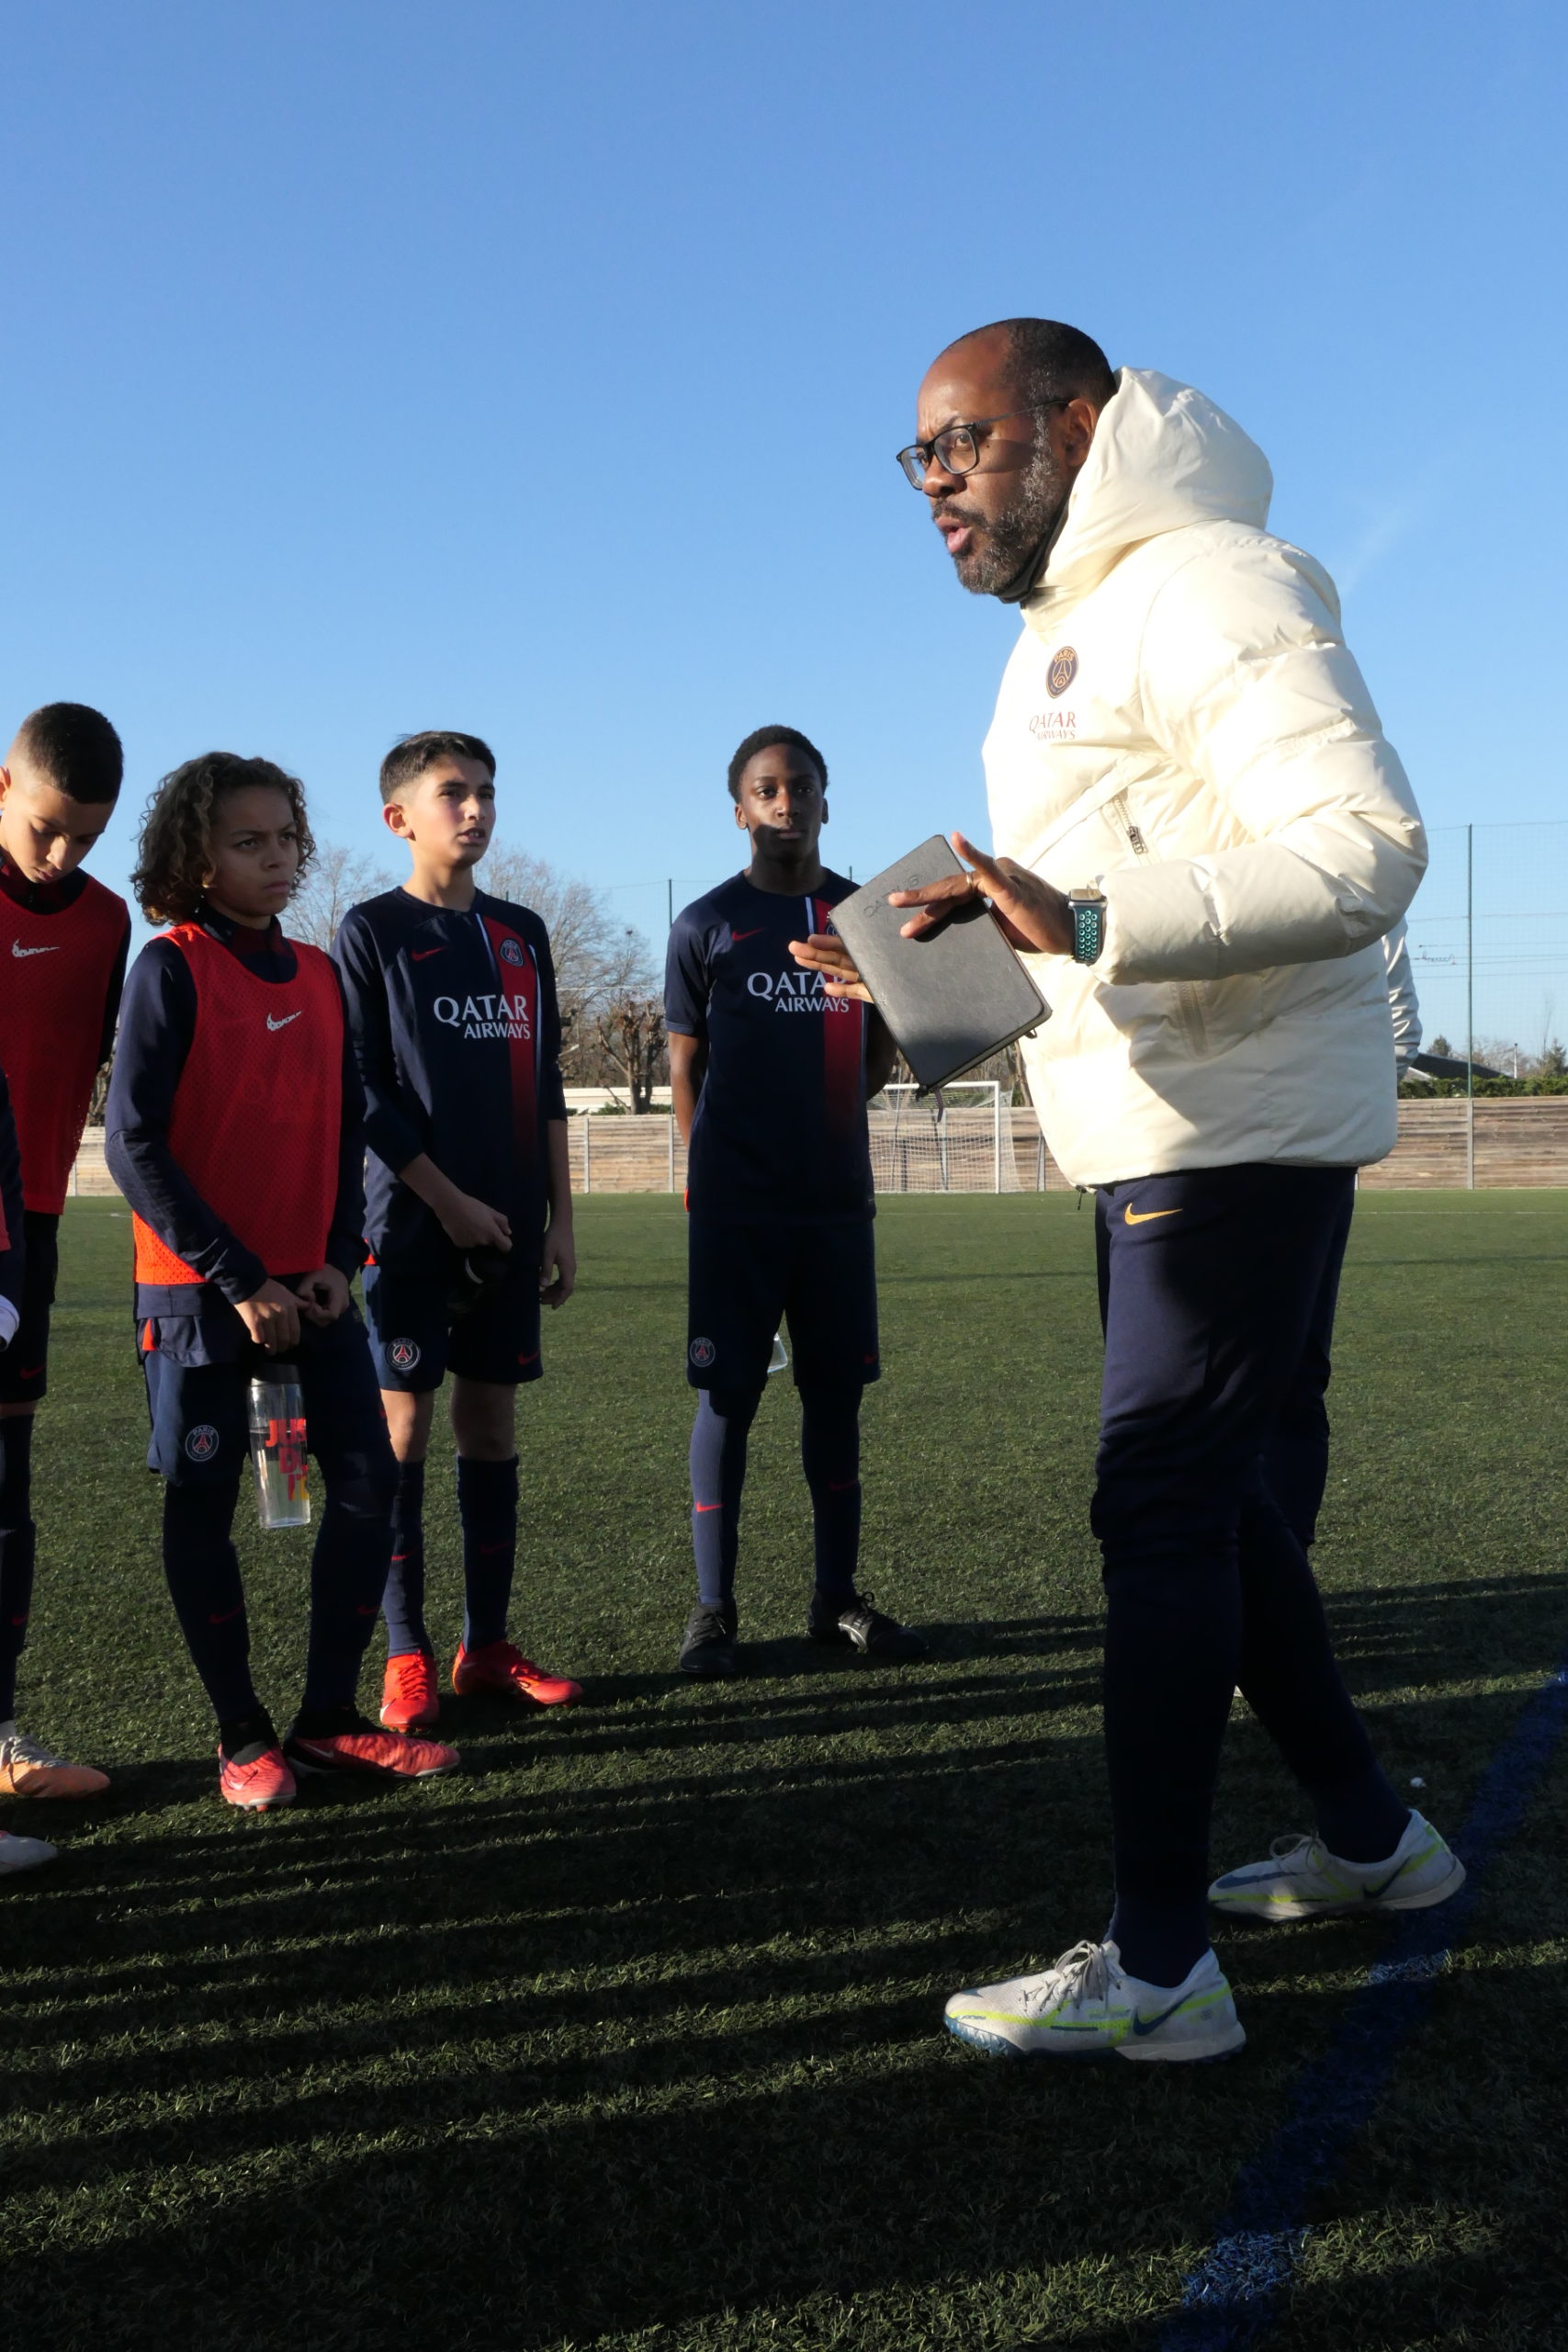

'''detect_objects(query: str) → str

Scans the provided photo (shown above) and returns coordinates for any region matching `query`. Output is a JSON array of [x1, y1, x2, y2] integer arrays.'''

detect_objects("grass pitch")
[[3, 1193, 1566, 2352]]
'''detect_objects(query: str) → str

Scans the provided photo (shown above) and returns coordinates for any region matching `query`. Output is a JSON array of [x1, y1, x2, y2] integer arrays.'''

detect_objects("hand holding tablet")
[[790, 830, 1055, 1093]]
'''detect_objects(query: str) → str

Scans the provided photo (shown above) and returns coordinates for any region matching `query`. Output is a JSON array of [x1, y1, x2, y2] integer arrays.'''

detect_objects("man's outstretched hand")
[[889, 831, 1073, 955], [789, 830, 1073, 999]]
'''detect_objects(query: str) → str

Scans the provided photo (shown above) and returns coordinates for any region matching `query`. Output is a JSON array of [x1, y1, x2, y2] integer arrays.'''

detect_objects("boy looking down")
[[0, 1070, 57, 1871], [664, 725, 926, 1677], [333, 732, 581, 1733], [0, 704, 130, 1804]]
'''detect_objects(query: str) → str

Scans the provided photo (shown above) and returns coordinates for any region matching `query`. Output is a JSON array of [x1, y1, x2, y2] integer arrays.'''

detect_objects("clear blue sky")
[[3, 0, 1563, 965]]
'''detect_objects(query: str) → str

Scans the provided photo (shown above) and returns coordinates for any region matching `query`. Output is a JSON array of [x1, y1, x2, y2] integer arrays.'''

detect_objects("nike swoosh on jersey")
[[411, 946, 445, 960], [1124, 1204, 1181, 1225], [11, 941, 60, 957], [266, 1012, 304, 1031], [729, 928, 764, 943]]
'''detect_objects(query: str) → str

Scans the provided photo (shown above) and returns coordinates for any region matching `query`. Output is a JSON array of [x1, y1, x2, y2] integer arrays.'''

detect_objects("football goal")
[[867, 1080, 1022, 1194]]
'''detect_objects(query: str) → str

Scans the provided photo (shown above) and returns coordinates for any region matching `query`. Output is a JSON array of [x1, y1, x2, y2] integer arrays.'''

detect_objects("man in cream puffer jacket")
[[795, 319, 1463, 2064], [984, 362, 1425, 1180]]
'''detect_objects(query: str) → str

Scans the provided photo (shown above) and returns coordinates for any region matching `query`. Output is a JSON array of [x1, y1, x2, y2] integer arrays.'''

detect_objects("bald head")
[[940, 318, 1117, 414]]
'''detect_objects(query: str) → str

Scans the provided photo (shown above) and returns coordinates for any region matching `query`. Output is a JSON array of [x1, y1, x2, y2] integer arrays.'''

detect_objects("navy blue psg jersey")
[[665, 870, 873, 1224], [333, 886, 567, 1270]]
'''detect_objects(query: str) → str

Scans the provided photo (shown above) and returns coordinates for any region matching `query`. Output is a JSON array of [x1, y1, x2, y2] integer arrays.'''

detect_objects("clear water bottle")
[[768, 1330, 789, 1375], [248, 1366, 310, 1529]]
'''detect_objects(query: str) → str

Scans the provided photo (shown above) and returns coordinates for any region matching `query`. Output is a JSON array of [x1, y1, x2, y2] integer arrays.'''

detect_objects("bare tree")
[[592, 928, 666, 1110], [291, 842, 397, 949], [482, 844, 657, 1080], [595, 996, 668, 1112], [481, 844, 632, 1005]]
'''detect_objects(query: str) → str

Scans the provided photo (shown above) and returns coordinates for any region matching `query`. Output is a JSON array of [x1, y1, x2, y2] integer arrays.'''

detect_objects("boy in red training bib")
[[0, 1069, 55, 1875], [106, 752, 459, 1809], [0, 704, 130, 1805]]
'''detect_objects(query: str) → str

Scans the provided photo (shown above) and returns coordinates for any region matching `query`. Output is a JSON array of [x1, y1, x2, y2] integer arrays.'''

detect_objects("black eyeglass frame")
[[895, 400, 1072, 489]]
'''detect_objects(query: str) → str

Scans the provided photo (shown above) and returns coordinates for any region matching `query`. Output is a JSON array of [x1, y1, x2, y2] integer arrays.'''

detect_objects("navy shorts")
[[141, 1303, 391, 1493], [0, 1212, 60, 1407], [687, 1217, 879, 1392], [362, 1250, 543, 1393]]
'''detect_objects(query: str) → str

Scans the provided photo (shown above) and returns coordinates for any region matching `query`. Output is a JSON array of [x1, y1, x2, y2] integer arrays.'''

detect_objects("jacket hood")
[[1027, 368, 1274, 607]]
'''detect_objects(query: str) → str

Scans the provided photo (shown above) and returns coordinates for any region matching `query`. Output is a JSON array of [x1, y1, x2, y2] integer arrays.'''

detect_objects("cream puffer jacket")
[[985, 368, 1427, 1187]]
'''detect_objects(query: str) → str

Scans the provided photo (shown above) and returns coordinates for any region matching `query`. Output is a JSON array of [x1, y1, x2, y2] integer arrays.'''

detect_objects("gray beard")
[[951, 435, 1070, 600]]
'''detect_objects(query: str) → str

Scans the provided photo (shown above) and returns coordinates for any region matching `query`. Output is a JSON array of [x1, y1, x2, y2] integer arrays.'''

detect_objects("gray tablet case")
[[829, 837, 1050, 1092]]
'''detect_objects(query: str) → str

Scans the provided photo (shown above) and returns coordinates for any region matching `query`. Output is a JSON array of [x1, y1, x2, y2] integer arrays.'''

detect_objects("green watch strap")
[[1069, 895, 1106, 966]]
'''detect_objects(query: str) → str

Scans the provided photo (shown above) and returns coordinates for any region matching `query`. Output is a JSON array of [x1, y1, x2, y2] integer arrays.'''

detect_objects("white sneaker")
[[944, 1938, 1246, 2063], [1209, 1808, 1464, 1923], [0, 1826, 58, 1875]]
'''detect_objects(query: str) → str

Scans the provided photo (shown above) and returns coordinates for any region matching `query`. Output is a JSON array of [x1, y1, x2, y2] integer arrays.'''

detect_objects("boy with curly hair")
[[106, 752, 459, 1806]]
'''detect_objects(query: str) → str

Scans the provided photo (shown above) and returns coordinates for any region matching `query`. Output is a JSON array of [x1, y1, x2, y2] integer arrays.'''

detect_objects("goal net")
[[866, 1080, 1022, 1193]]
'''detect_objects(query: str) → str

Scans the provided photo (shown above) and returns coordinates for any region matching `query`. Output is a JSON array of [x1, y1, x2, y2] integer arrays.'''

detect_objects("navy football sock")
[[162, 1480, 259, 1724], [689, 1388, 761, 1610], [457, 1455, 518, 1651], [1308, 1766, 1412, 1865], [383, 1457, 429, 1657], [799, 1383, 863, 1603], [301, 1442, 395, 1713], [0, 1415, 38, 1721], [218, 1708, 278, 1762], [1107, 1892, 1213, 1990]]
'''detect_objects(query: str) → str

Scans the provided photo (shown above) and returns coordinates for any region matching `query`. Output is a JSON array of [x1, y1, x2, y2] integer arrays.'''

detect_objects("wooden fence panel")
[[68, 1098, 1568, 1202]]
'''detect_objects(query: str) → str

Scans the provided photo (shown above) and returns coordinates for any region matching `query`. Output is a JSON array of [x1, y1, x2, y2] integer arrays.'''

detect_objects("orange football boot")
[[380, 1649, 440, 1731], [284, 1717, 459, 1779], [218, 1744, 296, 1812], [0, 1728, 110, 1800], [451, 1639, 581, 1708]]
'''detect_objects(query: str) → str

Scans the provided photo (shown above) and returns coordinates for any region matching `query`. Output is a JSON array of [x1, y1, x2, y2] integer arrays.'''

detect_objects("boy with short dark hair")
[[0, 703, 130, 1803], [333, 731, 581, 1733], [0, 1070, 56, 1871], [664, 724, 926, 1676]]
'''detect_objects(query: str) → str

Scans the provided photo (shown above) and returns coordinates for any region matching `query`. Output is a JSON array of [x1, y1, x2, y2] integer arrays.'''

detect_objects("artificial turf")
[[2, 1191, 1566, 2352]]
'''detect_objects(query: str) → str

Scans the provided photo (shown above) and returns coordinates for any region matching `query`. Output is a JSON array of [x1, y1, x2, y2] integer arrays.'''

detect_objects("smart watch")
[[1067, 885, 1107, 966]]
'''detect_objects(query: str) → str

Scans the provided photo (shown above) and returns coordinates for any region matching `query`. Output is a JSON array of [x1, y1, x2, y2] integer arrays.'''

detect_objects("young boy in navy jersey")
[[107, 752, 458, 1808], [333, 732, 580, 1734], [665, 725, 926, 1675], [0, 704, 130, 1806]]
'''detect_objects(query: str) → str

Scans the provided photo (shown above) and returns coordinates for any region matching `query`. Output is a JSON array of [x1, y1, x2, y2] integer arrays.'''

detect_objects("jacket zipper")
[[1108, 797, 1208, 1055]]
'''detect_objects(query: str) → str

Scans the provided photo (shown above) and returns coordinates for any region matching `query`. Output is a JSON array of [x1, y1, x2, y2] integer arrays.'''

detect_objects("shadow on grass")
[[2, 1570, 1565, 2349]]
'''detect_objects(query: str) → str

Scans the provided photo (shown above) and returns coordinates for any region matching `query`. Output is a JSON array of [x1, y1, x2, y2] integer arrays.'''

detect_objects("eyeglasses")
[[895, 401, 1070, 489]]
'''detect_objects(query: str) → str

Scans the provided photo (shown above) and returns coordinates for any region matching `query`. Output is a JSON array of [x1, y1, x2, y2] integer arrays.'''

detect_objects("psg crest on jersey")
[[1047, 645, 1078, 697], [499, 936, 525, 966], [184, 1424, 220, 1463], [389, 1338, 422, 1373]]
